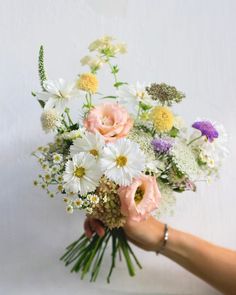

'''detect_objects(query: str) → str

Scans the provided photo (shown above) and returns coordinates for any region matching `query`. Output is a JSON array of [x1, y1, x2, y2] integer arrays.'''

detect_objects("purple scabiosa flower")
[[192, 121, 219, 142], [151, 138, 173, 153]]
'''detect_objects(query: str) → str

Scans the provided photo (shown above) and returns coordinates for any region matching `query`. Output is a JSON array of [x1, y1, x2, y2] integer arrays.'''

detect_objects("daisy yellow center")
[[74, 166, 85, 178], [75, 199, 82, 206], [90, 195, 99, 203], [116, 155, 127, 167], [76, 73, 98, 93], [134, 187, 144, 205], [150, 106, 174, 132], [90, 149, 99, 157]]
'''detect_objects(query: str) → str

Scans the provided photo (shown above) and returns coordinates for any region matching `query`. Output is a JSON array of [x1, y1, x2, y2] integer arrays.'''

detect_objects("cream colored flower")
[[40, 109, 61, 133]]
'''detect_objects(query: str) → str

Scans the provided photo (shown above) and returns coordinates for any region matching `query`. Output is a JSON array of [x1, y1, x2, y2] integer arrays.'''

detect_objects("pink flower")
[[118, 175, 161, 222], [84, 102, 133, 143]]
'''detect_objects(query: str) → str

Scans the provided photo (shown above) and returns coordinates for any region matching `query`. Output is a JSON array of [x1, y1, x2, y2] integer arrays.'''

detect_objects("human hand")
[[84, 216, 165, 252]]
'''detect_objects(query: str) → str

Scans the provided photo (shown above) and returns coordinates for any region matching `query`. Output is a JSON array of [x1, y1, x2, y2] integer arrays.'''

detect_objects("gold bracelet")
[[156, 224, 168, 255]]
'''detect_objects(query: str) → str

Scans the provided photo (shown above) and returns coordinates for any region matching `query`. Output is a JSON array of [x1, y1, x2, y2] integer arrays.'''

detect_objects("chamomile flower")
[[83, 199, 90, 207], [53, 153, 63, 164], [51, 165, 60, 174], [74, 198, 84, 208], [36, 79, 84, 114], [56, 175, 63, 183], [70, 131, 105, 159], [63, 152, 102, 195], [88, 194, 100, 204], [100, 138, 145, 186]]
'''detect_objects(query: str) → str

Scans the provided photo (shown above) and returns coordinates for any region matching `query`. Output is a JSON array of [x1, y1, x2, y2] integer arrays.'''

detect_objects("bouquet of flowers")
[[32, 36, 228, 282]]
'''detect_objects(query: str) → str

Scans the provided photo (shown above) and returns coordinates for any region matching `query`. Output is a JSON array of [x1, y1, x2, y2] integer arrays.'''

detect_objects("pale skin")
[[84, 216, 236, 295]]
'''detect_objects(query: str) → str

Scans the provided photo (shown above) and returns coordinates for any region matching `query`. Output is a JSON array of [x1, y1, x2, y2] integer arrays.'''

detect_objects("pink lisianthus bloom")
[[84, 102, 133, 143], [118, 175, 161, 222]]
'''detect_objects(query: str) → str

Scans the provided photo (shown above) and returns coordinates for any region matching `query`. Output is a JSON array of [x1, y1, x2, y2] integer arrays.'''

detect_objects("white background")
[[1, 0, 236, 294]]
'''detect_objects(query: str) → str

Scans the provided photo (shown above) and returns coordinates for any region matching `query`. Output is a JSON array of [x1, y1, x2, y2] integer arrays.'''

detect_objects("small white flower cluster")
[[62, 193, 100, 214], [170, 141, 200, 181], [32, 143, 67, 198], [80, 35, 127, 73]]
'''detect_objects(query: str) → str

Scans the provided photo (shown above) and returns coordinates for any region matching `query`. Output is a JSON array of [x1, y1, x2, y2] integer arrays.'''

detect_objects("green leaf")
[[100, 95, 118, 99], [169, 127, 179, 137], [111, 65, 119, 74], [139, 102, 152, 111], [38, 99, 45, 108], [113, 81, 128, 88]]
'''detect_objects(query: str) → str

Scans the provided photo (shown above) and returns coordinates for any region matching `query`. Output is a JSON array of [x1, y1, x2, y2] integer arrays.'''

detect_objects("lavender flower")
[[151, 138, 173, 154], [192, 121, 219, 142]]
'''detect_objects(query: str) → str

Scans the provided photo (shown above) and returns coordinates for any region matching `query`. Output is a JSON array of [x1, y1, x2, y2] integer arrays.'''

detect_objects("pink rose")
[[118, 175, 161, 222], [84, 102, 133, 142]]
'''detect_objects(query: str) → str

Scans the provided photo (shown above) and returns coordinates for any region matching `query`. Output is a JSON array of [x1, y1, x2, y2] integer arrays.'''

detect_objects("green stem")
[[187, 135, 202, 146], [117, 229, 135, 277], [64, 108, 73, 125], [107, 233, 118, 283], [107, 60, 118, 84], [91, 232, 111, 281]]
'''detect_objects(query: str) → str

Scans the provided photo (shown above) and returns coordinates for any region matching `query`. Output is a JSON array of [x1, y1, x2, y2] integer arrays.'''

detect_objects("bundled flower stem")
[[60, 228, 142, 283]]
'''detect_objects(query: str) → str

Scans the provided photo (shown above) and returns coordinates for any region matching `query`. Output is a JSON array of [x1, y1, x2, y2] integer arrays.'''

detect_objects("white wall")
[[1, 0, 236, 294]]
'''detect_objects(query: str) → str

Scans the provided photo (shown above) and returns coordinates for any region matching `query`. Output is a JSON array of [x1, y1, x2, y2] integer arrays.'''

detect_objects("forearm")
[[162, 228, 236, 295]]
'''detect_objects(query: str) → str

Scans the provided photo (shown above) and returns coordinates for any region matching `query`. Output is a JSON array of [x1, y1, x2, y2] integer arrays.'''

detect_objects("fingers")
[[90, 219, 105, 237], [84, 218, 105, 238], [84, 218, 93, 238]]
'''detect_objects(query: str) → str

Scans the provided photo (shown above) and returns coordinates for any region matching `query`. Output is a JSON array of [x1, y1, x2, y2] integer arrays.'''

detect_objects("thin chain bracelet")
[[156, 224, 169, 255]]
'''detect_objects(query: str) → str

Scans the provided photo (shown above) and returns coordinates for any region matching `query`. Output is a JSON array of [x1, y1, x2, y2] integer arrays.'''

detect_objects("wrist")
[[161, 227, 186, 259]]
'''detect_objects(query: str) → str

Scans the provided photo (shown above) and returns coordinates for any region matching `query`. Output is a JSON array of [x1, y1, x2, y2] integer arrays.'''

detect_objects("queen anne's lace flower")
[[170, 141, 199, 180]]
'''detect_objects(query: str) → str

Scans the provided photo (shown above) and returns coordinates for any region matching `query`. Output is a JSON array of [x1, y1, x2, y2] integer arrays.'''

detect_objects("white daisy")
[[70, 131, 105, 159], [63, 152, 102, 195], [118, 82, 153, 115], [36, 78, 85, 114], [100, 138, 145, 186]]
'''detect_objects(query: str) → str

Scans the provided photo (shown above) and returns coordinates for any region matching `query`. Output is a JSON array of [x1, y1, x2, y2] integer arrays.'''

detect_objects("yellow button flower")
[[150, 106, 174, 132], [76, 73, 98, 93]]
